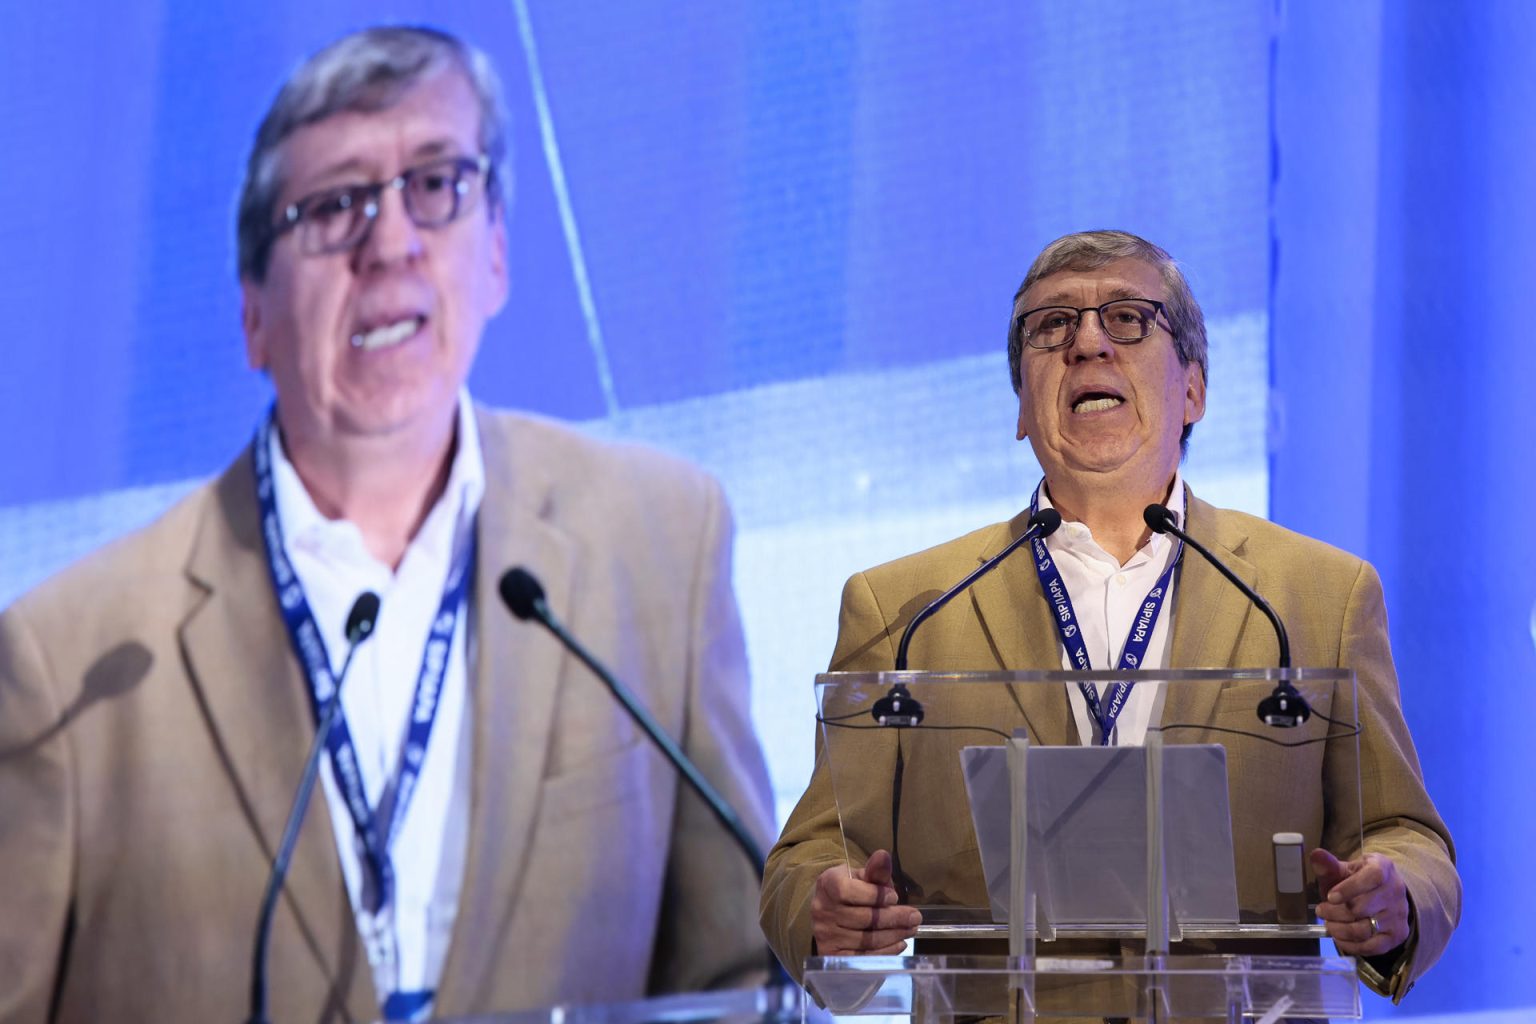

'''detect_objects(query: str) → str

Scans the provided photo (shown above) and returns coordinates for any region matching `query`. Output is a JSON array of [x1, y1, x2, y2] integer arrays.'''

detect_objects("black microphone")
[[874, 507, 1063, 726], [1142, 504, 1311, 728], [248, 591, 381, 1024], [499, 568, 794, 994]]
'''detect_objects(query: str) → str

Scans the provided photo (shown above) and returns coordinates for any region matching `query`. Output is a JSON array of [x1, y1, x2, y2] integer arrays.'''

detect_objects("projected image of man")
[[0, 25, 774, 1024]]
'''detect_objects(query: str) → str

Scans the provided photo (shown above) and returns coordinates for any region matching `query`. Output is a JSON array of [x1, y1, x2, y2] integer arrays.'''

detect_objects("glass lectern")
[[802, 669, 1364, 1023]]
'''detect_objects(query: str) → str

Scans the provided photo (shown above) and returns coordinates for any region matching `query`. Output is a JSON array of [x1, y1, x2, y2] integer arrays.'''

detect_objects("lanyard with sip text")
[[1027, 482, 1183, 745], [253, 409, 475, 913]]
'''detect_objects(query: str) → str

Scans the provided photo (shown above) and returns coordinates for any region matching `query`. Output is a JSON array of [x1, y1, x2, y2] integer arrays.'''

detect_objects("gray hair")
[[1006, 229, 1208, 450], [236, 25, 511, 283]]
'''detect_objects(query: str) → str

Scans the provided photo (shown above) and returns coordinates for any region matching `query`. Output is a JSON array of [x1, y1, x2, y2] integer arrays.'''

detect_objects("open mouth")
[[1072, 390, 1125, 414], [350, 315, 425, 351]]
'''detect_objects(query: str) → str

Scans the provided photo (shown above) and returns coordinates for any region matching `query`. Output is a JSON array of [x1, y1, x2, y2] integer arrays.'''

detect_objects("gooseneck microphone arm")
[[500, 569, 764, 877], [870, 508, 1064, 728], [1142, 503, 1290, 667], [894, 507, 1064, 671], [1143, 503, 1310, 727], [248, 591, 381, 1024], [498, 569, 795, 993]]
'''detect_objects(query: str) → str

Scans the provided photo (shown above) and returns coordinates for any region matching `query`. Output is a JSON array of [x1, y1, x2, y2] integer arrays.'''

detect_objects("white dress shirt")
[[1036, 475, 1185, 747], [268, 394, 482, 1017]]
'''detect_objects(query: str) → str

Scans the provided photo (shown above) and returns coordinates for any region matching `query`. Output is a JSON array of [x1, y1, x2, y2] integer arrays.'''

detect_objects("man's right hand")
[[810, 849, 922, 955]]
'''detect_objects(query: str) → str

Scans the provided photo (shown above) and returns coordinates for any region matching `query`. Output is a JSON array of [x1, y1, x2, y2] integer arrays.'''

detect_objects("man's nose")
[[355, 184, 423, 271], [1067, 308, 1114, 360]]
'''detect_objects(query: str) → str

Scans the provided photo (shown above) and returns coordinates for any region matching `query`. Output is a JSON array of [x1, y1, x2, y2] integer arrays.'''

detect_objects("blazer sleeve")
[[645, 476, 778, 993], [1337, 559, 1460, 1000], [0, 603, 75, 1024]]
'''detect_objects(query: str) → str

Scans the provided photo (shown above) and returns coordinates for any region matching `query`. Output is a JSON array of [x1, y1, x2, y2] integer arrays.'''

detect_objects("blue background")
[[0, 2, 1529, 1019]]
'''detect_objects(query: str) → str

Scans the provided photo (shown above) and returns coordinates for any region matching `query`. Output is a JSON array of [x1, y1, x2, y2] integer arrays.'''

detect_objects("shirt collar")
[[1036, 470, 1185, 567], [268, 391, 485, 568]]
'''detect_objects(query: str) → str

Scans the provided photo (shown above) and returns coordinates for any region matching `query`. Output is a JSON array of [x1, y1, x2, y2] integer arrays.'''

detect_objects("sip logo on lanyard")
[[1027, 481, 1182, 745]]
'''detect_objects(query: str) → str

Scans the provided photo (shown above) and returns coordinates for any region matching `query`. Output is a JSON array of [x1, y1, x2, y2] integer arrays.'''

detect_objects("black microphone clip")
[[1256, 687, 1311, 728], [870, 685, 925, 727]]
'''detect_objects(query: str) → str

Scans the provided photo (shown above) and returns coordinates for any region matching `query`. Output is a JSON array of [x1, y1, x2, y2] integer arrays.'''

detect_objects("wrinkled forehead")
[[1017, 257, 1168, 313]]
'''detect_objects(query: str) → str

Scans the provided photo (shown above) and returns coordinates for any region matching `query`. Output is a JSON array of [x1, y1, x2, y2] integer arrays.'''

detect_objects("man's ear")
[[485, 214, 510, 318], [241, 281, 267, 371], [1016, 397, 1030, 441], [1184, 362, 1207, 428]]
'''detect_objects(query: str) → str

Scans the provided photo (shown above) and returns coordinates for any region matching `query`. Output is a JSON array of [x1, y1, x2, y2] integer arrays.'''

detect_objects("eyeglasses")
[[1015, 298, 1170, 350], [270, 154, 493, 257]]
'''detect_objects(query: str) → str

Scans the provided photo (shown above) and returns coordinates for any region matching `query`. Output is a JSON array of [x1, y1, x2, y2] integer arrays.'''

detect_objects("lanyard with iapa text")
[[252, 407, 476, 913], [1027, 480, 1182, 746]]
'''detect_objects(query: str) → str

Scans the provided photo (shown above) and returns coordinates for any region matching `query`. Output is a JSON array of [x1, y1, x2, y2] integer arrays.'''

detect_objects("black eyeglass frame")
[[267, 153, 495, 257], [1014, 298, 1173, 350]]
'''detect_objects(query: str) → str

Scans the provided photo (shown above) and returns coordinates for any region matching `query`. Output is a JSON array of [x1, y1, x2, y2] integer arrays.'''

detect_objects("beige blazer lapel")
[[180, 451, 376, 1020], [434, 411, 580, 1013], [967, 510, 1075, 747], [1164, 492, 1259, 728]]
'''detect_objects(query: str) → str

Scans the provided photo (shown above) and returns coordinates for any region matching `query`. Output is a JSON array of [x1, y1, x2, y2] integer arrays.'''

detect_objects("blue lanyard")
[[253, 409, 475, 914], [1027, 482, 1182, 745]]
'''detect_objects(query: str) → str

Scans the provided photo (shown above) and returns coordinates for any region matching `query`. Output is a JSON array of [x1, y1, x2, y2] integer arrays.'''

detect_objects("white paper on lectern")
[[960, 744, 1240, 928]]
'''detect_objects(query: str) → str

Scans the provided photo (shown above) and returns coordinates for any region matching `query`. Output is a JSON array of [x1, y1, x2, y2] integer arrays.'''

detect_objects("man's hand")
[[1309, 849, 1411, 957], [810, 849, 922, 956]]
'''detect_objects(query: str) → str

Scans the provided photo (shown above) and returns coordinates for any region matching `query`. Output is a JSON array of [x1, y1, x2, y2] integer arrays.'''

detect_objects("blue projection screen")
[[0, 0, 1271, 816], [3, 2, 1510, 1021]]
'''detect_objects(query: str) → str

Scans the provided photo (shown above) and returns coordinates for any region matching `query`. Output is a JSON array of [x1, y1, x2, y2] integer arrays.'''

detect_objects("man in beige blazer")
[[0, 26, 773, 1024], [760, 230, 1459, 1008]]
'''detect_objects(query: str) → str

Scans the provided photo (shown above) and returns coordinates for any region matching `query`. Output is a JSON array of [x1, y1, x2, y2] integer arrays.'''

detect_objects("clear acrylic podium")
[[802, 669, 1365, 1022]]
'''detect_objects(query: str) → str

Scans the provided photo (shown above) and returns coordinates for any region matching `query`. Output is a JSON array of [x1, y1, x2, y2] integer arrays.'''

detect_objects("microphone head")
[[499, 567, 547, 621], [1028, 507, 1063, 537], [1143, 503, 1176, 534], [344, 592, 381, 645]]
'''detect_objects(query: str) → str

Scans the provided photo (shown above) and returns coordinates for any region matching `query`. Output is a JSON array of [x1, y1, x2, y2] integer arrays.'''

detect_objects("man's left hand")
[[1309, 848, 1410, 957]]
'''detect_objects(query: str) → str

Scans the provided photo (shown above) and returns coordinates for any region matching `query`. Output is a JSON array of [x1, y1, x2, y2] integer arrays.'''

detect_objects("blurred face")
[[242, 68, 508, 451], [1013, 257, 1204, 488]]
